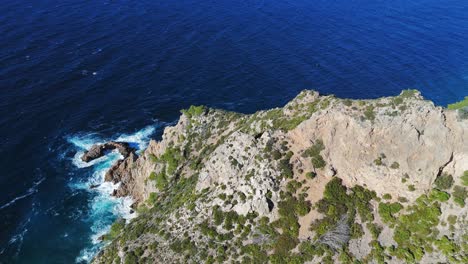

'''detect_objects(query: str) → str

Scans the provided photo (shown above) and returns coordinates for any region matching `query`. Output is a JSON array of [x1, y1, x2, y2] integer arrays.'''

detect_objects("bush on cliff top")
[[447, 96, 468, 110], [181, 105, 207, 118]]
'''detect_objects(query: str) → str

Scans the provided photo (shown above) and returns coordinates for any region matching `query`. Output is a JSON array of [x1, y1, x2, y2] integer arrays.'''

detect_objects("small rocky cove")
[[86, 90, 467, 263]]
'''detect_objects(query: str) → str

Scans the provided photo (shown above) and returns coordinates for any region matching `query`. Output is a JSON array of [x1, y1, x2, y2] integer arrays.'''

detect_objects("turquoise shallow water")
[[1, 0, 468, 263]]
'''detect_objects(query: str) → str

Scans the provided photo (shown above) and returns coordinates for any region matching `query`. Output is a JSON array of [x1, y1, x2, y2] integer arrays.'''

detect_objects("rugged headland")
[[91, 90, 468, 263]]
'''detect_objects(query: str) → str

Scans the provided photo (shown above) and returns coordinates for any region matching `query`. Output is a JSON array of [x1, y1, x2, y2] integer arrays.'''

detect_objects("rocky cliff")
[[92, 90, 468, 264]]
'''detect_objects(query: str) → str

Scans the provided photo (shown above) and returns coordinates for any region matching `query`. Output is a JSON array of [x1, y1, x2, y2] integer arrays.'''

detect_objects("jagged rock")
[[81, 141, 134, 162], [92, 90, 468, 264]]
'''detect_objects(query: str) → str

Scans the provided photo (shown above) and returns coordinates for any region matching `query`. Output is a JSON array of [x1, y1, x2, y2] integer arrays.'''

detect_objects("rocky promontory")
[[91, 90, 468, 264]]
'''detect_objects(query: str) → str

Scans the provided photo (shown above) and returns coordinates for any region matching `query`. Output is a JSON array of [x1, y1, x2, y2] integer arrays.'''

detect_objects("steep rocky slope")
[[92, 90, 468, 264]]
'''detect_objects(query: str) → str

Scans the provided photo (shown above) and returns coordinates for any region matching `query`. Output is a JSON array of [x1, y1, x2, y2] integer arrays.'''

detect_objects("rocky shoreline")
[[88, 90, 467, 264]]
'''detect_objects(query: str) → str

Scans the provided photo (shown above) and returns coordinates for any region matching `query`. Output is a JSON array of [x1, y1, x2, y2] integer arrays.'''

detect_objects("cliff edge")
[[92, 90, 468, 264]]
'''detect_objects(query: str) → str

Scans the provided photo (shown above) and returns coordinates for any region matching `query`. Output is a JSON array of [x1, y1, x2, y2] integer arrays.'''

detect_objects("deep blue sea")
[[1, 0, 468, 263]]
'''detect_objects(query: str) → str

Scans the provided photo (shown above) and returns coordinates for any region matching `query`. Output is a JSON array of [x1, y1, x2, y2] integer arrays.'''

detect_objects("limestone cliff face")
[[94, 90, 468, 264]]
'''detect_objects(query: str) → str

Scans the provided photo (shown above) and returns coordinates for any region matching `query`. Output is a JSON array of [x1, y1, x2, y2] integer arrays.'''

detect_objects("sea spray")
[[68, 126, 155, 263]]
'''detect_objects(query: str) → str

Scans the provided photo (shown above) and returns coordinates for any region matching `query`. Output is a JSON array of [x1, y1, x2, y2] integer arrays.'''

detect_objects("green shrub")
[[429, 189, 450, 202], [223, 210, 239, 230], [397, 196, 408, 203], [378, 202, 403, 223], [159, 147, 181, 175], [364, 105, 376, 121], [311, 178, 375, 237], [272, 149, 282, 160], [311, 155, 326, 169], [241, 244, 268, 263], [374, 157, 383, 166], [390, 162, 400, 169], [434, 173, 454, 190], [447, 215, 457, 226], [452, 185, 467, 207], [148, 154, 158, 163], [278, 151, 294, 179], [343, 99, 352, 106], [286, 180, 302, 193], [148, 192, 158, 205], [124, 252, 138, 264], [303, 140, 324, 157], [305, 171, 316, 179], [181, 105, 207, 118], [149, 171, 168, 190], [391, 194, 442, 262], [435, 236, 459, 257], [408, 185, 415, 191], [383, 193, 392, 200], [400, 89, 418, 98], [104, 218, 125, 240], [273, 234, 298, 256], [213, 206, 224, 225], [461, 171, 468, 186], [367, 223, 382, 240], [351, 223, 364, 239], [274, 191, 310, 237], [303, 140, 326, 169]]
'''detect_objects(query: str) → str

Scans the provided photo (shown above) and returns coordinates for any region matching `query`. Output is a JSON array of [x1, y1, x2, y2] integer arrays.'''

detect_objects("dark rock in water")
[[81, 141, 135, 162], [130, 209, 135, 214], [89, 184, 100, 189]]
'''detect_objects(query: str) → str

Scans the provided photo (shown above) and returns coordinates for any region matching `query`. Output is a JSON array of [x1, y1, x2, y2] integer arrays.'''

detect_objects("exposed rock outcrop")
[[81, 141, 135, 162], [93, 90, 468, 264]]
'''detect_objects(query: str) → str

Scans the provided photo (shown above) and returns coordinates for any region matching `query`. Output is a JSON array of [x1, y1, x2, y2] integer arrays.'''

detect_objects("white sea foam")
[[114, 125, 155, 150], [0, 177, 45, 211], [69, 125, 156, 263]]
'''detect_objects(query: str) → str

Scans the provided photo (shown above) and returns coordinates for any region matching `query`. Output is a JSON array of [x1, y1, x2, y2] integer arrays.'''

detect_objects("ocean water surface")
[[1, 0, 468, 263]]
